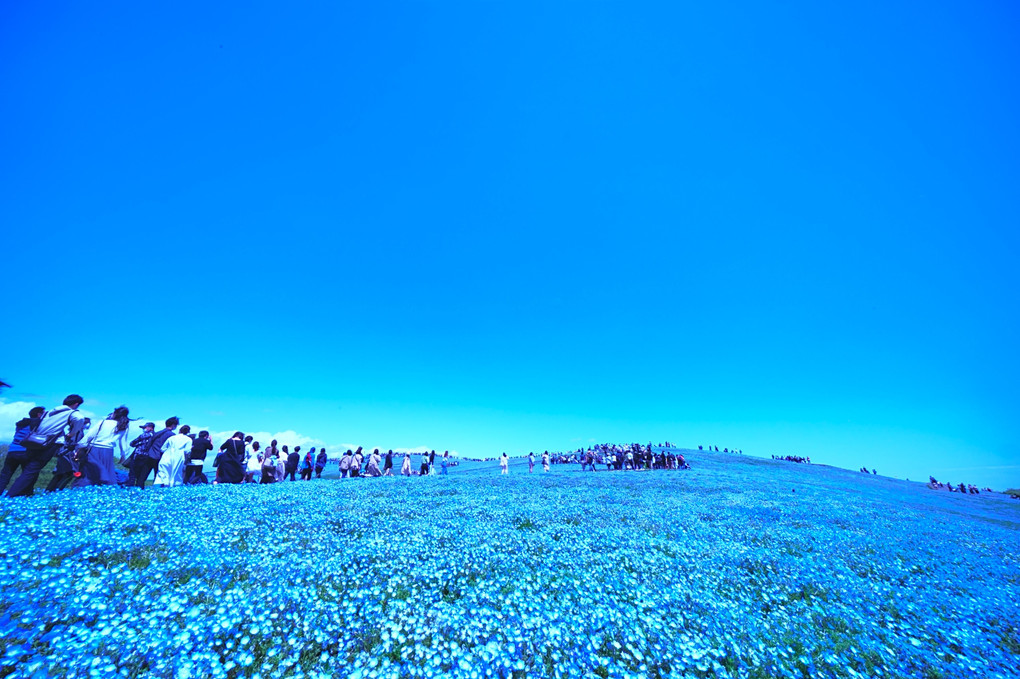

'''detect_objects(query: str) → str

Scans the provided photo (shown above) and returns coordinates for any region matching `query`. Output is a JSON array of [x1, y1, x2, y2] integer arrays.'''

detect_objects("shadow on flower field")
[[0, 449, 1018, 678]]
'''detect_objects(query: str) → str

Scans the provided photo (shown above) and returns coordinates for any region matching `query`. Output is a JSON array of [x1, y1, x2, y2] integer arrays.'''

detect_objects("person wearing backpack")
[[131, 417, 178, 488], [0, 406, 45, 495], [6, 395, 86, 498], [315, 448, 328, 478]]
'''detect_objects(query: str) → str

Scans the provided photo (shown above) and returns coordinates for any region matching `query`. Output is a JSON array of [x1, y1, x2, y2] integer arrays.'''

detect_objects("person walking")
[[382, 449, 394, 477], [338, 450, 352, 478], [315, 448, 328, 478], [155, 424, 192, 486], [419, 452, 430, 477], [366, 449, 382, 477], [401, 452, 411, 477], [7, 395, 87, 497], [542, 451, 550, 473], [441, 450, 450, 476], [124, 422, 155, 485], [78, 406, 132, 486], [132, 417, 178, 488], [185, 430, 213, 485], [528, 451, 535, 473], [500, 452, 509, 475], [0, 406, 45, 494]]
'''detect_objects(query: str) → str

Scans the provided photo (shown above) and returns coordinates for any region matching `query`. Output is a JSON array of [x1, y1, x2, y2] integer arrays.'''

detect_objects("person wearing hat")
[[131, 417, 178, 488], [124, 422, 155, 486]]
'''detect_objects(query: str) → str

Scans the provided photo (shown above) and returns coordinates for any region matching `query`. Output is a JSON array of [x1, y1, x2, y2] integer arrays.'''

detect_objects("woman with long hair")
[[78, 406, 131, 486], [217, 431, 246, 484]]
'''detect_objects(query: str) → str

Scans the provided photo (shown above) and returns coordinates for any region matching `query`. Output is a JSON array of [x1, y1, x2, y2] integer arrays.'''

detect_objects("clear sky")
[[2, 1, 1018, 488]]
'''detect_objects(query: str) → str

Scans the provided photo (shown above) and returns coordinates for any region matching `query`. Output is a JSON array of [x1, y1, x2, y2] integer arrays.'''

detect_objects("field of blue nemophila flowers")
[[1, 452, 1018, 679]]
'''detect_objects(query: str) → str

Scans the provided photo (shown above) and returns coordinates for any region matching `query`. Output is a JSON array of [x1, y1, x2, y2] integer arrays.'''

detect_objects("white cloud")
[[0, 400, 39, 442]]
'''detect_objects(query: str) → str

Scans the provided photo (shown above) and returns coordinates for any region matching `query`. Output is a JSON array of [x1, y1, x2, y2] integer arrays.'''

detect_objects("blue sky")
[[2, 1, 1018, 488]]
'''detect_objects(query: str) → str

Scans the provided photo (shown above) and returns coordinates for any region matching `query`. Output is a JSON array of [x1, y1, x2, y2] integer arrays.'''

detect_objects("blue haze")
[[1, 2, 1018, 488]]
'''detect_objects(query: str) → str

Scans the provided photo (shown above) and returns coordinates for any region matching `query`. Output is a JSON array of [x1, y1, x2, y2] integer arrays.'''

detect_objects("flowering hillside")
[[1, 452, 1017, 678]]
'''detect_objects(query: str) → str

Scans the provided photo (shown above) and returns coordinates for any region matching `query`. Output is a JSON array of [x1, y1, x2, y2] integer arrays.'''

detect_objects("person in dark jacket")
[[0, 407, 45, 495], [286, 446, 300, 481], [131, 417, 178, 488], [185, 430, 213, 484], [300, 449, 314, 480], [216, 431, 246, 484], [315, 448, 328, 478], [46, 417, 91, 492], [124, 422, 155, 486], [7, 395, 87, 498]]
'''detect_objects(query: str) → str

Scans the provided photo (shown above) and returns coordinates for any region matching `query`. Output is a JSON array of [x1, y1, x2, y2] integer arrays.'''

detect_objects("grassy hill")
[[0, 449, 1017, 678]]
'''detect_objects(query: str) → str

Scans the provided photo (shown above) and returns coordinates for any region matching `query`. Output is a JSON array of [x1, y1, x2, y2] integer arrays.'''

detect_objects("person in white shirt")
[[245, 441, 263, 483], [155, 425, 192, 487], [79, 406, 132, 486], [7, 394, 87, 497]]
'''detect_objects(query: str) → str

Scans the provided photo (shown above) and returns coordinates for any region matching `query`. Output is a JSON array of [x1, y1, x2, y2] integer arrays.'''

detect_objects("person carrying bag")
[[6, 395, 86, 498]]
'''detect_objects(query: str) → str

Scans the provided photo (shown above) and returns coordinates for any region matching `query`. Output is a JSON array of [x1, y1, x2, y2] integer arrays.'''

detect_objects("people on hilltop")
[[774, 455, 810, 464], [927, 476, 984, 495], [2, 393, 725, 497]]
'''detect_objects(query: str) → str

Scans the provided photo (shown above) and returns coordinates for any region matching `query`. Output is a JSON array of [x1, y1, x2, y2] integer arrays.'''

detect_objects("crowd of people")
[[698, 445, 743, 454], [927, 476, 990, 495], [774, 455, 811, 463], [527, 442, 691, 472], [0, 398, 699, 498]]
